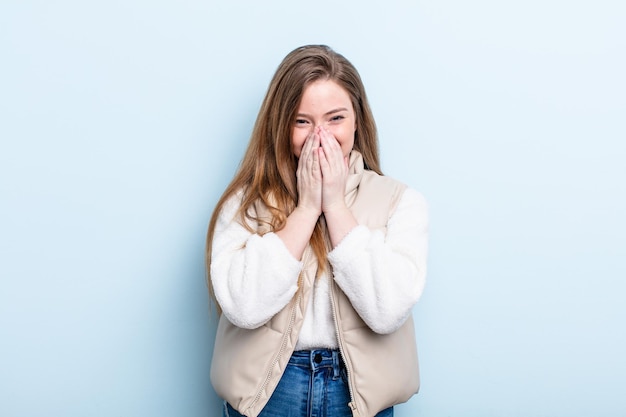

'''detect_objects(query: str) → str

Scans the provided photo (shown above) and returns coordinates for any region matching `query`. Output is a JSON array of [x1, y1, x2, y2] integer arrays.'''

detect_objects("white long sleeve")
[[328, 187, 428, 334], [210, 187, 428, 344], [210, 192, 303, 329]]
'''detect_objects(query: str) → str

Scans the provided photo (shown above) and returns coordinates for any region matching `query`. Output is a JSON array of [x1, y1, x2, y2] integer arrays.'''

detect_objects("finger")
[[311, 146, 322, 180], [307, 133, 320, 169], [298, 132, 315, 170], [319, 129, 343, 163], [300, 133, 321, 180], [311, 134, 320, 160], [317, 127, 330, 147], [321, 144, 342, 174], [301, 132, 315, 157], [319, 127, 339, 147], [318, 145, 332, 178]]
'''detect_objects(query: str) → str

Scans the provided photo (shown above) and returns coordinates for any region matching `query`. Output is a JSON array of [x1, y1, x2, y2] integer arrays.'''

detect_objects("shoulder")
[[214, 188, 254, 231], [362, 171, 426, 204], [389, 186, 429, 230], [219, 188, 245, 217], [361, 170, 428, 213], [398, 187, 428, 210], [364, 171, 428, 222], [361, 169, 406, 190]]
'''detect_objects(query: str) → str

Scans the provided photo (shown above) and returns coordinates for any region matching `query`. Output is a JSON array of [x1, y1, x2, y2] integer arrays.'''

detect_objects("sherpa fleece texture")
[[211, 187, 428, 350]]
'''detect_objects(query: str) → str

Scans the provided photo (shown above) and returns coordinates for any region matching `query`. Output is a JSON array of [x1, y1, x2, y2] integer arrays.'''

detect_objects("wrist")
[[295, 204, 322, 220], [322, 201, 349, 216], [322, 204, 358, 248]]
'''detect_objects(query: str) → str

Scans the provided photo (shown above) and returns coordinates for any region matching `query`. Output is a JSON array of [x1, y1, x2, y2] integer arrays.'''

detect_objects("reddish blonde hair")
[[206, 45, 381, 309]]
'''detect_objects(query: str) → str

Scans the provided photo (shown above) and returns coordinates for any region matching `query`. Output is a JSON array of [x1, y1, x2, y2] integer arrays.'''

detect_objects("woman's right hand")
[[276, 132, 321, 260], [295, 132, 322, 217]]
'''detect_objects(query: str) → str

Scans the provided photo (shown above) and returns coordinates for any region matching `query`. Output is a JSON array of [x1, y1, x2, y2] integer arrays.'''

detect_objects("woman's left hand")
[[318, 126, 349, 214]]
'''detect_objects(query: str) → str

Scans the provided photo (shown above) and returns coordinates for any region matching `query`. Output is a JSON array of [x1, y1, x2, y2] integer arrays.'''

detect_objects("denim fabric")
[[223, 349, 393, 417]]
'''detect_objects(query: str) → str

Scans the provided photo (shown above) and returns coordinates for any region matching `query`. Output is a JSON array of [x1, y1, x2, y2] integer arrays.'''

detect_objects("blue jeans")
[[223, 349, 393, 417]]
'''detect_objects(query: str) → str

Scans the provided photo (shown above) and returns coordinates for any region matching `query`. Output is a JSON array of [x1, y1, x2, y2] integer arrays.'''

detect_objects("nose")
[[314, 124, 327, 133]]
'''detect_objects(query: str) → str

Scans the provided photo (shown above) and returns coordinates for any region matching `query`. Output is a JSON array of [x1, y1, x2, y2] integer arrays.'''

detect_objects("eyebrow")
[[296, 108, 349, 118]]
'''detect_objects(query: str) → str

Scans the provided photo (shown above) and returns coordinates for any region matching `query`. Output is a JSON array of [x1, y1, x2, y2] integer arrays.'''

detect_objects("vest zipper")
[[247, 249, 311, 415], [329, 276, 360, 417]]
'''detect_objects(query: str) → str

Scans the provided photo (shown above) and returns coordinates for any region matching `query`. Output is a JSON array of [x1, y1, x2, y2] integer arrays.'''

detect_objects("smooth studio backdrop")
[[1, 1, 625, 416]]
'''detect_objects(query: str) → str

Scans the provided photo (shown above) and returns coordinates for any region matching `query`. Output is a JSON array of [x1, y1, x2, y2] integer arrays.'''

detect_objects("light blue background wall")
[[1, 1, 625, 416]]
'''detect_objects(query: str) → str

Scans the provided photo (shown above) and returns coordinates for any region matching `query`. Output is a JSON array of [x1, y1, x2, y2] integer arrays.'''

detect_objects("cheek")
[[291, 130, 307, 157], [332, 126, 356, 154]]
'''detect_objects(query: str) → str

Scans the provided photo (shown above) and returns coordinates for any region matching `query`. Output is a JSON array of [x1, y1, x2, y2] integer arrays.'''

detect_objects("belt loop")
[[332, 350, 340, 378]]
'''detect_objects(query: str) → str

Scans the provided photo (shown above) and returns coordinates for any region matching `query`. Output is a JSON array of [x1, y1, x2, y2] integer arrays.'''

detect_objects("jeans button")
[[314, 353, 322, 364]]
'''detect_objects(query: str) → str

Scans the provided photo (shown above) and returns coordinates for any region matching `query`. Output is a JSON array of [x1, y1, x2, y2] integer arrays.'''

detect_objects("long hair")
[[205, 45, 381, 310]]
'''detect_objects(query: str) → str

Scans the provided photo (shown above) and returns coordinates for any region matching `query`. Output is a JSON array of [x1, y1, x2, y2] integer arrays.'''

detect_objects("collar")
[[345, 150, 365, 206]]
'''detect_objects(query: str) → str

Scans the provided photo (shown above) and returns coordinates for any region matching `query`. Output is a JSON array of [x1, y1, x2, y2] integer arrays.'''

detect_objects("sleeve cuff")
[[327, 225, 370, 270]]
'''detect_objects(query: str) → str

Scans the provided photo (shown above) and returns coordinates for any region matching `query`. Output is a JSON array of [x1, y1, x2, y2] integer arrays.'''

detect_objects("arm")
[[328, 188, 428, 334], [317, 126, 358, 246], [210, 193, 304, 329], [276, 131, 322, 259], [212, 132, 324, 328]]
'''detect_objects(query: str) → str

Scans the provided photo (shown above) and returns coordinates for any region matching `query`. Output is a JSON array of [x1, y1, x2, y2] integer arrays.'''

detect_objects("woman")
[[206, 45, 428, 417]]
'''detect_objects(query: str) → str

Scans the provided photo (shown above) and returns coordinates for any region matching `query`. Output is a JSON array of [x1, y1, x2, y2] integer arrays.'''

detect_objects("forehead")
[[298, 79, 353, 111]]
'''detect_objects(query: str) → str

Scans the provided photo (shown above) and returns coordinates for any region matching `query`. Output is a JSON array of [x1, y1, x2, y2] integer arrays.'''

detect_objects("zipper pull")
[[348, 401, 360, 417]]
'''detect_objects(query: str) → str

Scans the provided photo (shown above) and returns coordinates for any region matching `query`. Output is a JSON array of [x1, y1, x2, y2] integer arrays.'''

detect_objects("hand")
[[295, 131, 322, 217], [318, 127, 349, 214]]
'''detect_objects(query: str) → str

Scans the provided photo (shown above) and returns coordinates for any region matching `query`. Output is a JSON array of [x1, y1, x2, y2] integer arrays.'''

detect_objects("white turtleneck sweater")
[[210, 182, 428, 351]]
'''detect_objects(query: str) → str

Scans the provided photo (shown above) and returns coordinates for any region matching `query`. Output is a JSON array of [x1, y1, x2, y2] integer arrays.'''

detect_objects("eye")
[[295, 119, 309, 125], [330, 115, 345, 122]]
